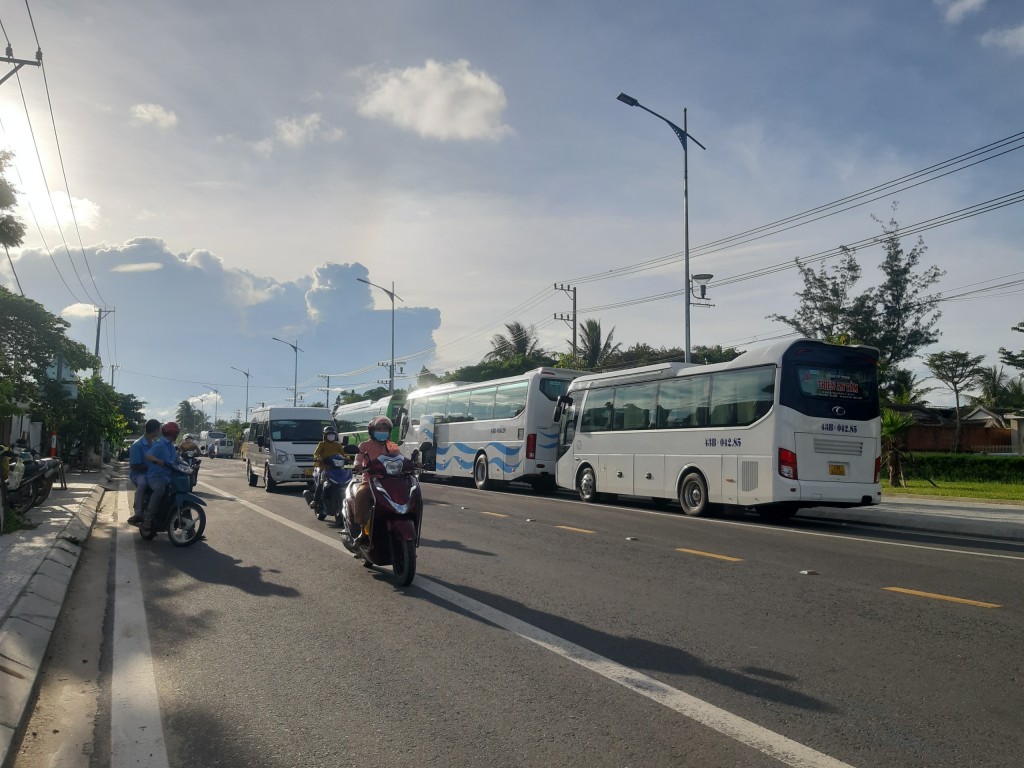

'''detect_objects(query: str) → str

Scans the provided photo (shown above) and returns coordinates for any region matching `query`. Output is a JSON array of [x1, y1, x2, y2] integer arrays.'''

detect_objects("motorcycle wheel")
[[167, 503, 206, 547], [12, 482, 39, 514], [391, 534, 416, 586]]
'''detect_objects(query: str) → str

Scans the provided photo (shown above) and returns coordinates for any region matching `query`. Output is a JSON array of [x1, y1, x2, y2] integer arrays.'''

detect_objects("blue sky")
[[1, 0, 1023, 419]]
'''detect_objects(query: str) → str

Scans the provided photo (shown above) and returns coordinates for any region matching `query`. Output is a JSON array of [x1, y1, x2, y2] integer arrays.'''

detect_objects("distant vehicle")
[[200, 430, 233, 458], [551, 337, 882, 521], [333, 394, 405, 445], [244, 406, 335, 491], [117, 438, 135, 461], [398, 368, 583, 492]]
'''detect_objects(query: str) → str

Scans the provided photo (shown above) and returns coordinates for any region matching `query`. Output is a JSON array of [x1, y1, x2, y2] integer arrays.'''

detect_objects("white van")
[[244, 406, 335, 491]]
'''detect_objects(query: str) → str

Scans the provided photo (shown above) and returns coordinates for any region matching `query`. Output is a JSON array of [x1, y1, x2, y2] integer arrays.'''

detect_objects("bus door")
[[600, 454, 634, 496]]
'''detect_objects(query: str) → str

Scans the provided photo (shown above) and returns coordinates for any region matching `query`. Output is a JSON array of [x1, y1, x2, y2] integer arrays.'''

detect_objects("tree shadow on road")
[[411, 577, 833, 714], [141, 540, 301, 598]]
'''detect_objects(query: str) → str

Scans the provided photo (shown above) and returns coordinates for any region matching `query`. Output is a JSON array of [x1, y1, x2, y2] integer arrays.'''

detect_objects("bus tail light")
[[874, 455, 881, 483], [526, 433, 536, 460], [778, 448, 798, 480]]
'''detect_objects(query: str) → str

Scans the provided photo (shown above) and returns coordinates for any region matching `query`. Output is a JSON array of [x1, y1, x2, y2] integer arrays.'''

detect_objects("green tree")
[[0, 150, 27, 252], [73, 376, 128, 464], [176, 400, 210, 434], [886, 368, 934, 406], [998, 321, 1024, 371], [416, 366, 442, 388], [486, 322, 546, 362], [576, 319, 621, 369], [924, 350, 985, 453], [880, 408, 916, 487], [969, 365, 1011, 410], [443, 354, 553, 383]]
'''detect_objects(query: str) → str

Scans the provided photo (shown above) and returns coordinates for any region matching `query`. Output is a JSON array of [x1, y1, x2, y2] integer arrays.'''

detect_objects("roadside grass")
[[882, 479, 1024, 503]]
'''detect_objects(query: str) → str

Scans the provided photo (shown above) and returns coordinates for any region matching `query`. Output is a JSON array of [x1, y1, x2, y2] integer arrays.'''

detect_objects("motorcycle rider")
[[349, 416, 401, 541], [127, 419, 161, 525], [142, 421, 181, 535], [178, 433, 200, 456], [310, 425, 344, 512]]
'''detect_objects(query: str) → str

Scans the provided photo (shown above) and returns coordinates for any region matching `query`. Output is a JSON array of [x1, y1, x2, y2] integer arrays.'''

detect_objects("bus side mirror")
[[257, 435, 265, 447], [342, 444, 358, 456], [553, 394, 573, 421]]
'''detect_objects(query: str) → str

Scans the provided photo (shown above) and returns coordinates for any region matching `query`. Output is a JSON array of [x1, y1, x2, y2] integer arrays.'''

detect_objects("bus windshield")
[[779, 345, 879, 421], [270, 419, 335, 442]]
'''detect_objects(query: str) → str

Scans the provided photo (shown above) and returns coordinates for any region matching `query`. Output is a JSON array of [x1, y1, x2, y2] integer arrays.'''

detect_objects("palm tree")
[[486, 322, 545, 362], [970, 365, 1010, 409], [885, 367, 935, 406], [881, 408, 915, 487], [576, 319, 622, 369]]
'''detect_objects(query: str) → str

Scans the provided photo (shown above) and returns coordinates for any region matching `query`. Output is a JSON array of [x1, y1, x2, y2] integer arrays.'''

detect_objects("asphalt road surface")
[[14, 458, 1024, 767]]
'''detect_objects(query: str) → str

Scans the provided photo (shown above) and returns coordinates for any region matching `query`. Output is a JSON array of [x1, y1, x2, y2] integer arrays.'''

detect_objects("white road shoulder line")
[[112, 491, 170, 768], [203, 480, 857, 768]]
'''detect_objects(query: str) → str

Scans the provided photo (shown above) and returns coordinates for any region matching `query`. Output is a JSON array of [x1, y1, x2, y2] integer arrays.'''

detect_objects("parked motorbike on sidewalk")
[[302, 453, 353, 521], [1, 443, 62, 515], [340, 453, 422, 586], [133, 461, 207, 546], [180, 449, 202, 489]]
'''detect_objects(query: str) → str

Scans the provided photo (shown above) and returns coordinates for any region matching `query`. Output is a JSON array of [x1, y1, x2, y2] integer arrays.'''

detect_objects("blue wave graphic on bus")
[[538, 429, 559, 450], [435, 442, 522, 473]]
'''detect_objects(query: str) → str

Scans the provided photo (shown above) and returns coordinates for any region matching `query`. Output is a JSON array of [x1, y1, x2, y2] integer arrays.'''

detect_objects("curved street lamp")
[[617, 92, 707, 363], [272, 337, 303, 406], [230, 366, 251, 420], [357, 277, 404, 396]]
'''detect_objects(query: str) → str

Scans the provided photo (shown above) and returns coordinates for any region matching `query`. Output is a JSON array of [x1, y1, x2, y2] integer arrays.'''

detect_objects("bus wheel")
[[678, 472, 709, 516], [578, 467, 598, 503], [473, 454, 491, 491]]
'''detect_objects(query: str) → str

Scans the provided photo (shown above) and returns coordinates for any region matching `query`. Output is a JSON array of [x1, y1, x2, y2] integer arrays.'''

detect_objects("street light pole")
[[272, 337, 303, 406], [230, 367, 251, 421], [211, 388, 220, 425], [617, 93, 706, 363], [357, 277, 404, 396]]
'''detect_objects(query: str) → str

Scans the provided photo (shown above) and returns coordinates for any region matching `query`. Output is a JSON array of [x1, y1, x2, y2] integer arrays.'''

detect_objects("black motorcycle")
[[133, 461, 207, 546], [1, 444, 62, 515], [180, 449, 202, 489]]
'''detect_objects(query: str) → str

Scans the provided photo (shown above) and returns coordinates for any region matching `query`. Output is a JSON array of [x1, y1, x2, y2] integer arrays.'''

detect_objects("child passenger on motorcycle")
[[310, 425, 345, 512], [349, 416, 401, 539]]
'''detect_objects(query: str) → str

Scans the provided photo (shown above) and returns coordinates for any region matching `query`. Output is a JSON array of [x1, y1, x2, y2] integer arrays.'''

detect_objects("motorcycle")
[[180, 449, 202, 489], [1, 444, 62, 515], [302, 453, 353, 521], [340, 453, 422, 586], [133, 460, 207, 546]]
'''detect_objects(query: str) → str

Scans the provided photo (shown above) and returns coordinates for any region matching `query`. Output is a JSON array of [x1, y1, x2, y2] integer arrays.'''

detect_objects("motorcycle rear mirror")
[[342, 444, 359, 456]]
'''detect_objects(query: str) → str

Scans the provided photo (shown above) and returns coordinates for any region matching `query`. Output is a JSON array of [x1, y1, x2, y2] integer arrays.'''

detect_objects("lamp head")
[[692, 273, 713, 286], [617, 92, 639, 107]]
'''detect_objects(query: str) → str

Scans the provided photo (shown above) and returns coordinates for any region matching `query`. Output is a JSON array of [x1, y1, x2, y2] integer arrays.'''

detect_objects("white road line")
[[111, 491, 170, 768], [203, 480, 857, 768]]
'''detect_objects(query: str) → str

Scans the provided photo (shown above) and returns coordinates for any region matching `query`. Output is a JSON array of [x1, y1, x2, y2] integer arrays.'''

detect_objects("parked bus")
[[333, 394, 406, 445], [552, 338, 881, 521], [398, 368, 584, 492], [200, 430, 234, 458]]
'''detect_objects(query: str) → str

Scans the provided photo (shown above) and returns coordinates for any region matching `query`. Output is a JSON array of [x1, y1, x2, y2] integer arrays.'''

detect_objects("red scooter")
[[341, 453, 422, 586]]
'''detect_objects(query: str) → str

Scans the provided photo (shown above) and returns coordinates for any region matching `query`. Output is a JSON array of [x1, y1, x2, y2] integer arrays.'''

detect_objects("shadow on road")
[[411, 577, 833, 714], [143, 541, 301, 598]]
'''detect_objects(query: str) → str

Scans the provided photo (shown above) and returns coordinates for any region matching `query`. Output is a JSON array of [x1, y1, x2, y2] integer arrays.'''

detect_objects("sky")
[[1, 0, 1023, 420]]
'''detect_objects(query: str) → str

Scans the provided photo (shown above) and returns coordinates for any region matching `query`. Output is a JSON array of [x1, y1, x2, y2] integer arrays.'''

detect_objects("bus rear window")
[[797, 366, 873, 402], [781, 364, 878, 420], [539, 377, 573, 401]]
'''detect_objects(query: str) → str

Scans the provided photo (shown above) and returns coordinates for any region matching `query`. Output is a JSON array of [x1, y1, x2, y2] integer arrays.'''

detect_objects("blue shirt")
[[129, 435, 154, 482], [145, 436, 179, 482]]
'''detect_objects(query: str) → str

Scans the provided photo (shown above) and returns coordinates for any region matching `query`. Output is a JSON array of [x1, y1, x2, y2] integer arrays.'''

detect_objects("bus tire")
[[678, 472, 709, 517], [578, 466, 599, 503], [473, 454, 492, 491]]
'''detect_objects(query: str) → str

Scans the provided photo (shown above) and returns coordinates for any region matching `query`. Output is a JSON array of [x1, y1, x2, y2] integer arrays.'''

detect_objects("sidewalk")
[[0, 472, 108, 766], [799, 495, 1024, 541]]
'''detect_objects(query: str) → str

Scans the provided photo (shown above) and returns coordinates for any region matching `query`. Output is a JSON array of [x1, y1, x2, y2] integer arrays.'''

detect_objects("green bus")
[[333, 394, 406, 445]]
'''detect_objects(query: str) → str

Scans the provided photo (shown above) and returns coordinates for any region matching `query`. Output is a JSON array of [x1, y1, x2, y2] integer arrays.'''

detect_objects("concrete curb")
[[0, 483, 105, 768]]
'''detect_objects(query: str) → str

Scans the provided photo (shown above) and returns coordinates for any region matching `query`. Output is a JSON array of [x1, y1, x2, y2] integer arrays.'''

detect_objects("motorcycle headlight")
[[275, 449, 290, 462]]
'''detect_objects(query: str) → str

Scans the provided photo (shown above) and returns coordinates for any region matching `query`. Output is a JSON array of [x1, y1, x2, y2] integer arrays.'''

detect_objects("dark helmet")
[[323, 425, 337, 436], [162, 421, 181, 439], [368, 416, 393, 435]]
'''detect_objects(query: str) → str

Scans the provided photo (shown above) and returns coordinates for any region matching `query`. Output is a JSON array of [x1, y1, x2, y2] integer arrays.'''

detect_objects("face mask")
[[372, 430, 390, 442], [327, 434, 337, 441]]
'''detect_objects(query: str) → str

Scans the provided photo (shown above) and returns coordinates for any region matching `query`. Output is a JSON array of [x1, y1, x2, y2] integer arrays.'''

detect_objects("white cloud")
[[51, 192, 101, 230], [60, 302, 97, 319], [980, 23, 1024, 55], [275, 113, 344, 147], [934, 0, 987, 24], [129, 103, 178, 128], [358, 59, 512, 141], [111, 262, 162, 273]]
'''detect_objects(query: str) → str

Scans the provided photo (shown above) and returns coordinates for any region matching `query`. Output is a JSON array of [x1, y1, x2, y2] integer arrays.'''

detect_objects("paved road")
[[13, 459, 1024, 767]]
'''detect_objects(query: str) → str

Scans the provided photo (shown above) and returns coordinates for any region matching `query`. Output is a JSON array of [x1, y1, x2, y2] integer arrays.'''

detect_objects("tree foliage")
[[769, 210, 944, 392], [924, 350, 985, 453], [443, 354, 554, 383], [486, 322, 546, 362], [998, 321, 1024, 371], [575, 319, 621, 369], [0, 150, 27, 250]]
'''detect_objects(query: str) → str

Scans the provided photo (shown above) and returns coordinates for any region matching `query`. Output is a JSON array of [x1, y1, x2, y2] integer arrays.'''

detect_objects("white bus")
[[200, 430, 234, 458], [334, 394, 405, 445], [552, 338, 881, 521], [398, 368, 583, 492]]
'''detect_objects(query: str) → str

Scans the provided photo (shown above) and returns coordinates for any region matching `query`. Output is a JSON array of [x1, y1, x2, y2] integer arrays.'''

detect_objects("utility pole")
[[554, 283, 577, 359], [108, 364, 120, 385], [318, 374, 331, 408], [94, 307, 114, 373], [1, 46, 41, 88]]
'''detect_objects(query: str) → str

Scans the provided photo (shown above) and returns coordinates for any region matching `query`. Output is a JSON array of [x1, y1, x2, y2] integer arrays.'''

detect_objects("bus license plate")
[[828, 463, 846, 476], [303, 468, 313, 478]]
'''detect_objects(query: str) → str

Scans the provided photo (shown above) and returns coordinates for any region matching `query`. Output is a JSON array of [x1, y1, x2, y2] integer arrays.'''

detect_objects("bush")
[[907, 453, 1024, 483]]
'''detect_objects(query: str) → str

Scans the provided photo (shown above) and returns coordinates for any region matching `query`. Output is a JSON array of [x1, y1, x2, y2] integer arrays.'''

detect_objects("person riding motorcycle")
[[310, 425, 345, 512], [178, 433, 200, 456], [142, 421, 182, 535], [349, 416, 401, 541]]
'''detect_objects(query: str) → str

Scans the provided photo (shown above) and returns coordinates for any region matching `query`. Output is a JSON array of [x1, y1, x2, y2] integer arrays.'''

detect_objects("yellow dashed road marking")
[[556, 525, 595, 534], [675, 547, 742, 562], [884, 587, 1000, 608]]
